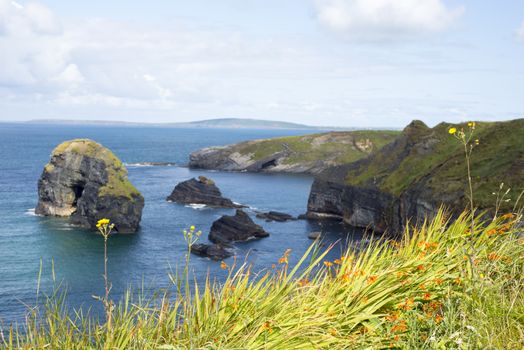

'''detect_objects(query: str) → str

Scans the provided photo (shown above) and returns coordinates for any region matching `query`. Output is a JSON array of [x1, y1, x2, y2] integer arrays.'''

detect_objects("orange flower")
[[334, 258, 342, 265], [367, 275, 378, 284], [324, 261, 333, 268], [435, 314, 444, 323], [339, 273, 351, 282], [386, 312, 399, 322], [298, 278, 309, 287], [433, 278, 444, 285], [278, 256, 288, 264], [488, 252, 500, 261], [454, 277, 462, 285], [262, 321, 273, 333], [487, 228, 497, 236], [419, 283, 426, 290], [220, 261, 228, 270], [416, 264, 425, 271], [391, 320, 408, 333], [423, 293, 431, 300]]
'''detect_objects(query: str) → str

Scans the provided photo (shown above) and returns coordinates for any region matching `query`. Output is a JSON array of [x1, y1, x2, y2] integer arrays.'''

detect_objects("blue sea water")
[[0, 123, 363, 324]]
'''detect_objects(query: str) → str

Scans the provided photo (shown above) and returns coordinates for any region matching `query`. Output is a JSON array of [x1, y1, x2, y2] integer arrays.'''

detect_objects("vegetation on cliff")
[[4, 211, 523, 349], [51, 139, 140, 199], [344, 119, 524, 211], [190, 130, 400, 174]]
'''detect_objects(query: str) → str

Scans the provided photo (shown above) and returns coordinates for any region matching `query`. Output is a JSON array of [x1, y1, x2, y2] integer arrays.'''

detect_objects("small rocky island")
[[209, 210, 269, 244], [166, 176, 242, 208], [36, 139, 144, 233]]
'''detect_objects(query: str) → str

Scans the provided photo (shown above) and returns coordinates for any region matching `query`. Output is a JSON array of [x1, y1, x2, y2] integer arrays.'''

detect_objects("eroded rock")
[[36, 139, 144, 233], [255, 211, 296, 222], [209, 210, 269, 243], [166, 176, 242, 208], [191, 243, 234, 260]]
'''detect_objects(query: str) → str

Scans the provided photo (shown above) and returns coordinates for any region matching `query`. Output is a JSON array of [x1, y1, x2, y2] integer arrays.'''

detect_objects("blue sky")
[[1, 0, 523, 127]]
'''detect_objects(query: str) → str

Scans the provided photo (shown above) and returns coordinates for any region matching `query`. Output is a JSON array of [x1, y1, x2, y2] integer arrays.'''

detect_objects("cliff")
[[305, 119, 524, 233], [36, 139, 144, 233], [189, 130, 400, 174]]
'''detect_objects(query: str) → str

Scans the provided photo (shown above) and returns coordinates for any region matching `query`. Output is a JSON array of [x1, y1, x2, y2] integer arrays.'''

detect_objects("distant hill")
[[168, 118, 318, 129], [26, 118, 360, 130]]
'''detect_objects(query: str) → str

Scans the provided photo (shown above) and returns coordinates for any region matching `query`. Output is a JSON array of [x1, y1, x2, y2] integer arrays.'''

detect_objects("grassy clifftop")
[[344, 119, 524, 210], [190, 130, 400, 174], [51, 139, 141, 199], [240, 130, 400, 164]]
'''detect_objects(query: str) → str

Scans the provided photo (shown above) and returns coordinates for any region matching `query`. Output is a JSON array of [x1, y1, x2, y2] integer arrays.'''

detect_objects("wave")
[[185, 203, 208, 210], [125, 162, 176, 167], [24, 208, 42, 217]]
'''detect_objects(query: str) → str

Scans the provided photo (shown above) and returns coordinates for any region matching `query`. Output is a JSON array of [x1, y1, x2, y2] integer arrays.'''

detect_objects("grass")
[[236, 130, 400, 166], [50, 139, 141, 199], [2, 209, 523, 349], [345, 119, 524, 211]]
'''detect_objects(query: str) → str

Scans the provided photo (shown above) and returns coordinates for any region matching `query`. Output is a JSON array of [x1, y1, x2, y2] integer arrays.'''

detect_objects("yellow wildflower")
[[448, 127, 457, 134]]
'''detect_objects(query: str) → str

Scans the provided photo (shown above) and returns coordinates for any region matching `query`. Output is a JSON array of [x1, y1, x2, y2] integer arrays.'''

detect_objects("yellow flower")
[[97, 218, 110, 226], [468, 121, 476, 128], [448, 127, 457, 134], [190, 225, 196, 231]]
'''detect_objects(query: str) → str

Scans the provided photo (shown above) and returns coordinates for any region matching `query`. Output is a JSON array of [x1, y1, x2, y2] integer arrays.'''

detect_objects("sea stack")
[[36, 139, 144, 233], [209, 210, 269, 243], [166, 176, 242, 208]]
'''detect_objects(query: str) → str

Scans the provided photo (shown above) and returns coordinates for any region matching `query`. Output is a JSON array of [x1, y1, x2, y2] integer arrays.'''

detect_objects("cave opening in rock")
[[260, 158, 277, 169], [72, 183, 85, 207]]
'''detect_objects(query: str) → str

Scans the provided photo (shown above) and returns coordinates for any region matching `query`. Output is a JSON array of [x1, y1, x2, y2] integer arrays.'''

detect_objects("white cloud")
[[314, 0, 464, 40], [517, 21, 524, 41]]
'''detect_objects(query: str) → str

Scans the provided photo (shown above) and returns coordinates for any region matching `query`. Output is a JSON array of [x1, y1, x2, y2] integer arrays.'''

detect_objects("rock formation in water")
[[191, 243, 234, 260], [209, 210, 269, 243], [255, 211, 296, 222], [304, 119, 524, 234], [189, 131, 399, 175], [36, 139, 144, 233], [166, 176, 242, 208]]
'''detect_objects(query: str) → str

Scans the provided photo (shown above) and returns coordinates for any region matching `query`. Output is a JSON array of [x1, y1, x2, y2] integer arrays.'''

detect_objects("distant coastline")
[[14, 118, 399, 131]]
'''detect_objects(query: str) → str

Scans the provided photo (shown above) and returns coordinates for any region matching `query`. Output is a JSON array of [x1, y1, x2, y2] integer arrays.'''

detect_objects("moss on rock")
[[52, 139, 140, 199]]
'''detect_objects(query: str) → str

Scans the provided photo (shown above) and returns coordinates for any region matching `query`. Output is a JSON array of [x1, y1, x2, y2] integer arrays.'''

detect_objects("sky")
[[0, 0, 523, 127]]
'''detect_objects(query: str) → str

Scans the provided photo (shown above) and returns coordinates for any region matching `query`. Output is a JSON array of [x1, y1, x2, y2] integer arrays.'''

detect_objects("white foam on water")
[[124, 163, 153, 167], [25, 208, 42, 216], [186, 203, 207, 210]]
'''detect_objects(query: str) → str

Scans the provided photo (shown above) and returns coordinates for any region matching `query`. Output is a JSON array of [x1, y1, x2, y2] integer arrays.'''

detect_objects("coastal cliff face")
[[189, 131, 399, 174], [36, 139, 144, 233], [306, 119, 524, 233]]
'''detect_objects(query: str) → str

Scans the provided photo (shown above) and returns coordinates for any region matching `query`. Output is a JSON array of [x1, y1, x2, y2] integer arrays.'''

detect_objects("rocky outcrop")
[[209, 210, 269, 244], [191, 243, 234, 260], [36, 139, 144, 233], [305, 119, 524, 234], [189, 131, 399, 175], [255, 211, 296, 222], [166, 176, 242, 208]]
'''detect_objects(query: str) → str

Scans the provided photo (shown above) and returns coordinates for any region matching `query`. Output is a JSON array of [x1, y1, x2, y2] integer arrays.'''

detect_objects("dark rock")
[[255, 211, 296, 222], [305, 119, 524, 234], [191, 243, 234, 260], [166, 176, 242, 208], [209, 210, 269, 244], [36, 139, 144, 233]]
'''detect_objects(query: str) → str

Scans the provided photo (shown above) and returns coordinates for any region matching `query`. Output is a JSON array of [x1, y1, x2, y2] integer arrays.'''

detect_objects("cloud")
[[517, 21, 524, 41], [314, 0, 464, 40]]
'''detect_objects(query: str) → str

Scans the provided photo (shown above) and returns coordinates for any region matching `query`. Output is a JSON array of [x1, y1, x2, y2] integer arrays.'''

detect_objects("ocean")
[[0, 123, 363, 324]]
